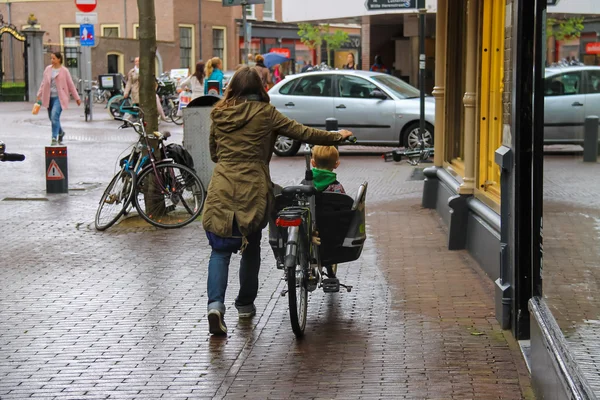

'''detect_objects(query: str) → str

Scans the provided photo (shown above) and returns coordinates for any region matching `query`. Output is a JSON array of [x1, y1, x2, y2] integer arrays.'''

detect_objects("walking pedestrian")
[[252, 55, 272, 90], [203, 66, 353, 335], [343, 53, 357, 70], [36, 52, 81, 146], [178, 61, 205, 100], [204, 57, 225, 96], [123, 57, 140, 104]]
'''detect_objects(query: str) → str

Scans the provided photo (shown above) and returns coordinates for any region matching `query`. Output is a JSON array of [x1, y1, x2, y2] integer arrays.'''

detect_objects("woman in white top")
[[179, 61, 205, 100]]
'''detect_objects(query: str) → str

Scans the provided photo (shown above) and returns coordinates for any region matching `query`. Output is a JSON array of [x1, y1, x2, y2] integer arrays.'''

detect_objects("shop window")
[[337, 76, 377, 98], [477, 0, 505, 205], [291, 75, 333, 97], [179, 26, 193, 69], [212, 28, 225, 61], [263, 0, 274, 20], [444, 0, 468, 169]]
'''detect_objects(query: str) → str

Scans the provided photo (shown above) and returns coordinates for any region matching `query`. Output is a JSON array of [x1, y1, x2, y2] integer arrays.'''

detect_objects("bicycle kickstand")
[[339, 283, 353, 293]]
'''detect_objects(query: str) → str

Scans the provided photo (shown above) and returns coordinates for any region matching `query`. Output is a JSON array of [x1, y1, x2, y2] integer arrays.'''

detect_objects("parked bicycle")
[[95, 105, 206, 231], [270, 137, 368, 337], [79, 79, 94, 122]]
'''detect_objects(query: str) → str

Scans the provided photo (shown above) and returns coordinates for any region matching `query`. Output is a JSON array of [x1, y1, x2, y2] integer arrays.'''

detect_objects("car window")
[[544, 72, 582, 96], [585, 70, 600, 94], [290, 75, 333, 97], [278, 79, 296, 95], [371, 75, 420, 99], [338, 76, 378, 98]]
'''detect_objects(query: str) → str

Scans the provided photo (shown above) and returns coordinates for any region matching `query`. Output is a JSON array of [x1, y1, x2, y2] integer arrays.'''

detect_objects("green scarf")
[[312, 168, 337, 192]]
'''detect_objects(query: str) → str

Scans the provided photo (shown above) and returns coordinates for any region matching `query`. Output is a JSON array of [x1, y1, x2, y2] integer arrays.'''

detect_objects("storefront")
[[320, 35, 361, 69]]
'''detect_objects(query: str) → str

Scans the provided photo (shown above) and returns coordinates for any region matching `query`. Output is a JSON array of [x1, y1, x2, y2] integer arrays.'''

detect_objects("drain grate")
[[408, 168, 426, 181]]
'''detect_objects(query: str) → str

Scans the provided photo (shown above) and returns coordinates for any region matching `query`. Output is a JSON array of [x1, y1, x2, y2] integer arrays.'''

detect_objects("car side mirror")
[[369, 90, 387, 100]]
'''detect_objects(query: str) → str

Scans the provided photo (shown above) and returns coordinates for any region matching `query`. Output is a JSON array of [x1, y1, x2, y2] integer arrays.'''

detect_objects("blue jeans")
[[48, 97, 63, 140], [207, 229, 262, 313]]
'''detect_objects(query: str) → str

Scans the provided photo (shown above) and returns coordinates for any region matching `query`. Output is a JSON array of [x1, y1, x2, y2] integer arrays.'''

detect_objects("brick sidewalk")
[[0, 105, 532, 399]]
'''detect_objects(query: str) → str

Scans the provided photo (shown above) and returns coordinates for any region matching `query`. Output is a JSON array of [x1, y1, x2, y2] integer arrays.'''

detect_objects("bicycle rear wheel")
[[134, 162, 205, 229], [107, 95, 124, 118], [170, 107, 183, 125], [95, 169, 135, 231], [287, 229, 309, 337]]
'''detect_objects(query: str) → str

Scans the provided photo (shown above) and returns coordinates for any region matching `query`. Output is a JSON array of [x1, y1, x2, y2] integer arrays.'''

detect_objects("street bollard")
[[325, 118, 339, 132], [45, 146, 68, 193], [583, 115, 599, 163]]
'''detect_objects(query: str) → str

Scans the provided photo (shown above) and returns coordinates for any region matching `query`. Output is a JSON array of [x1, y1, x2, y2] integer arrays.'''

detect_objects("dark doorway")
[[107, 54, 119, 74]]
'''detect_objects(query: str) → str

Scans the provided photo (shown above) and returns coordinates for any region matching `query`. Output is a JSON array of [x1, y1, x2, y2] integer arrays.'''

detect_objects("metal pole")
[[8, 2, 15, 82], [242, 2, 248, 64], [418, 1, 426, 151]]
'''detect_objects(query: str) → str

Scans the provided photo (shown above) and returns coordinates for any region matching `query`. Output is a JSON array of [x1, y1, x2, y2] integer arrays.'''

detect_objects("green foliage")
[[297, 23, 323, 50], [547, 17, 585, 41], [322, 25, 350, 66], [298, 23, 350, 66]]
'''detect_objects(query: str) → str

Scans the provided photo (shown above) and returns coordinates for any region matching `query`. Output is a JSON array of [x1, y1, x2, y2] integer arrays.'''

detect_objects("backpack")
[[165, 143, 195, 171]]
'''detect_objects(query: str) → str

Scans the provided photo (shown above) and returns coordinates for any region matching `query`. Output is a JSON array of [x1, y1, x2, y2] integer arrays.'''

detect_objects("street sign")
[[222, 0, 264, 6], [365, 0, 416, 11], [80, 24, 95, 46], [75, 0, 97, 13], [76, 12, 97, 24], [586, 42, 600, 55]]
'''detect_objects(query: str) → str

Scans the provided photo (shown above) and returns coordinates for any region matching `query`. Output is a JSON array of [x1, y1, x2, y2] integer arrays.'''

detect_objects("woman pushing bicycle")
[[203, 66, 353, 335]]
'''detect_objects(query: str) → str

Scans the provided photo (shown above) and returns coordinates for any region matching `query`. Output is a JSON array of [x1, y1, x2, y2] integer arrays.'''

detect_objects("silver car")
[[544, 66, 600, 145], [269, 70, 435, 156]]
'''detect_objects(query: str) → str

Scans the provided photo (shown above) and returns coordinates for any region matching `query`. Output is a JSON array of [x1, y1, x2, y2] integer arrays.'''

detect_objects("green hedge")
[[1, 82, 27, 102]]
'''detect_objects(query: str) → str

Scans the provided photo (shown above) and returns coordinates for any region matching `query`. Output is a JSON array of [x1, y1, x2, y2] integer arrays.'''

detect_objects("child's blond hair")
[[312, 145, 340, 170]]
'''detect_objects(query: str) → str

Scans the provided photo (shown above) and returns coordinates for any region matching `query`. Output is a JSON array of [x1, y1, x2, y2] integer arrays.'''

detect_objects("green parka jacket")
[[202, 100, 343, 238]]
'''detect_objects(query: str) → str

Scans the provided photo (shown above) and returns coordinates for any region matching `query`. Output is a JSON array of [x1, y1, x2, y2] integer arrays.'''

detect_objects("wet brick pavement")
[[0, 103, 532, 399]]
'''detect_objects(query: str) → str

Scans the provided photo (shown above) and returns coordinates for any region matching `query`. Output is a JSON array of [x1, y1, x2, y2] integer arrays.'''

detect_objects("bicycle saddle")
[[282, 185, 317, 197]]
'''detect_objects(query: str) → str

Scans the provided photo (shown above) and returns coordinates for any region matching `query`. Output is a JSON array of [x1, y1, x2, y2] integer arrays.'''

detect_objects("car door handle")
[[572, 102, 584, 107], [285, 102, 295, 107], [336, 104, 346, 109]]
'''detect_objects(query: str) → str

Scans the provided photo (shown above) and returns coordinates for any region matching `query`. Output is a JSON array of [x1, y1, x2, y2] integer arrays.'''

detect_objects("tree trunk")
[[137, 0, 164, 217], [137, 0, 158, 133]]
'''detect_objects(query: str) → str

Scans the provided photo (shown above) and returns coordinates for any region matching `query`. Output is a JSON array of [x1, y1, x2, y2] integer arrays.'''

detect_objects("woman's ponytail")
[[206, 59, 214, 79]]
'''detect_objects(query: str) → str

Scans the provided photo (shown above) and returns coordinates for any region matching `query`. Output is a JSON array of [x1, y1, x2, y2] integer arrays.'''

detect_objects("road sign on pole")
[[76, 12, 98, 24], [80, 24, 95, 47], [75, 0, 97, 13], [365, 0, 416, 11]]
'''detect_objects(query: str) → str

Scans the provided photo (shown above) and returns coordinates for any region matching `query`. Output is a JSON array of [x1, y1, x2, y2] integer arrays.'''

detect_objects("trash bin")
[[182, 95, 221, 188]]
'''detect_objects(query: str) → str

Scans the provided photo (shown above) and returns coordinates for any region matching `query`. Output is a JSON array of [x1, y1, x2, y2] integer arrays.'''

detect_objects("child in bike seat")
[[311, 145, 346, 194]]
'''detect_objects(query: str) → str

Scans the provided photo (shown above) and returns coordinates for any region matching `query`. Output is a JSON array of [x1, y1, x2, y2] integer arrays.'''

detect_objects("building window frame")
[[101, 24, 121, 38], [133, 23, 139, 39], [246, 5, 256, 19], [179, 24, 196, 70], [263, 0, 275, 20], [59, 24, 81, 74], [212, 26, 227, 70]]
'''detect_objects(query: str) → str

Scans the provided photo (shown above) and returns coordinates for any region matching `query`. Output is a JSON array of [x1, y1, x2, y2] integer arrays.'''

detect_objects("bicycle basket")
[[157, 80, 176, 96]]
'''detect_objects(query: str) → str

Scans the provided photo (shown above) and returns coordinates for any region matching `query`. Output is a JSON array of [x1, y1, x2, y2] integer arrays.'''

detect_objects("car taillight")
[[276, 217, 302, 227]]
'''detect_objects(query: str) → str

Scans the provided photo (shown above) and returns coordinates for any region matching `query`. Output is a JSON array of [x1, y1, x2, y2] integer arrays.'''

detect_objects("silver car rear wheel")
[[274, 136, 301, 157], [404, 123, 434, 149]]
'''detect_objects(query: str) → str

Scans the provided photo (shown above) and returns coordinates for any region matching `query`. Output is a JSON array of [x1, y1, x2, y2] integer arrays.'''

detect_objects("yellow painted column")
[[459, 0, 478, 194], [432, 0, 447, 167]]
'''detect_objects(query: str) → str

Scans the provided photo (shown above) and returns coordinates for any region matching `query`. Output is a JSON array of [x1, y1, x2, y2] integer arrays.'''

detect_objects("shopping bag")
[[177, 90, 191, 117]]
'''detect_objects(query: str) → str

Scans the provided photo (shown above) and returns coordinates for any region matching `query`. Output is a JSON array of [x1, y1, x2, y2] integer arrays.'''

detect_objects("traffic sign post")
[[45, 146, 68, 194], [365, 0, 416, 11], [222, 0, 264, 64]]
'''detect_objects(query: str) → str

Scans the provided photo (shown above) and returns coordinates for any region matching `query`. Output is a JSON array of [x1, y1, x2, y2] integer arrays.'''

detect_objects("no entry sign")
[[75, 0, 97, 13]]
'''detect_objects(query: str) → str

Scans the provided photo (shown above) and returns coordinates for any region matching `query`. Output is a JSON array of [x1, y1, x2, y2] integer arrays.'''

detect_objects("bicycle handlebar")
[[1, 153, 25, 162]]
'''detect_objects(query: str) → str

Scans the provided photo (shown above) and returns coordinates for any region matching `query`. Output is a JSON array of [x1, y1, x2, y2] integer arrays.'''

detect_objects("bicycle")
[[79, 79, 94, 122], [270, 138, 368, 337], [95, 105, 206, 231], [0, 140, 25, 162]]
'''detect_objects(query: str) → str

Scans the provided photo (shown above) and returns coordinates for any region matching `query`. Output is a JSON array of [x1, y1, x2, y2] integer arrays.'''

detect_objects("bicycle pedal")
[[322, 278, 340, 293]]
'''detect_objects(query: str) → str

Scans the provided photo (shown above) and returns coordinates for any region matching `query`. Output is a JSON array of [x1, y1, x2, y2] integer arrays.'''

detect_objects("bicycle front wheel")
[[287, 229, 309, 337], [95, 169, 135, 231], [170, 107, 183, 125], [134, 163, 205, 229]]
